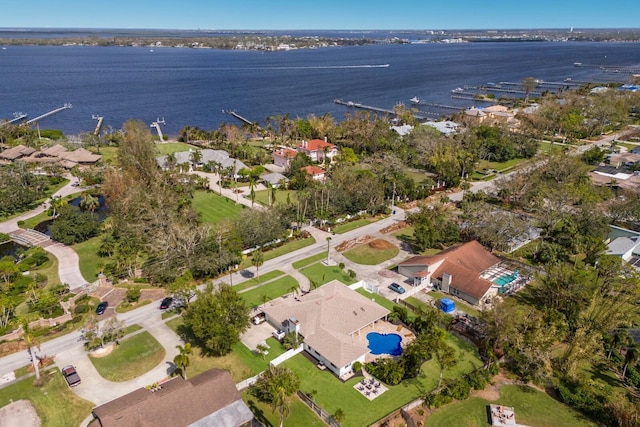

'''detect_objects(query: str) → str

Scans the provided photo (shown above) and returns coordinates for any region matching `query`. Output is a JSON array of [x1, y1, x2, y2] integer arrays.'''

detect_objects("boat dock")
[[26, 104, 72, 124], [450, 92, 498, 103], [2, 112, 28, 126], [223, 110, 257, 127], [334, 99, 430, 120]]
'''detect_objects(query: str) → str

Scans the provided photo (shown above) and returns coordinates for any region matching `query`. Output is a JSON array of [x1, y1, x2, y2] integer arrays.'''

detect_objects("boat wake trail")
[[261, 64, 390, 70]]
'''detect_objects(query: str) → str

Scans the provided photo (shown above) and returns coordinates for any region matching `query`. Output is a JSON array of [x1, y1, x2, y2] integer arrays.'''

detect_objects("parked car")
[[61, 365, 81, 387], [159, 297, 173, 310], [253, 312, 266, 325], [388, 282, 406, 294], [272, 329, 286, 340], [96, 301, 108, 315]]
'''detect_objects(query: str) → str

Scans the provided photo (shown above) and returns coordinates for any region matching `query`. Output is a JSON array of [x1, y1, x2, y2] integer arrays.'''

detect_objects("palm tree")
[[254, 366, 300, 427], [80, 193, 99, 214], [435, 344, 457, 388], [252, 249, 264, 281], [326, 236, 332, 265], [333, 408, 346, 424], [623, 345, 640, 379], [49, 195, 66, 218], [173, 342, 192, 380], [249, 177, 256, 207], [190, 149, 202, 168], [165, 152, 177, 170], [22, 320, 41, 380]]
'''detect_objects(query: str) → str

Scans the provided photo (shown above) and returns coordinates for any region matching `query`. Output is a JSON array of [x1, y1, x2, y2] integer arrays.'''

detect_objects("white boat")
[[410, 96, 420, 104]]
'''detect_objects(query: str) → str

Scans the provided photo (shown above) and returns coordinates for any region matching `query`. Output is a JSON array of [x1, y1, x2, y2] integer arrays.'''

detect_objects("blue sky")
[[0, 0, 638, 30]]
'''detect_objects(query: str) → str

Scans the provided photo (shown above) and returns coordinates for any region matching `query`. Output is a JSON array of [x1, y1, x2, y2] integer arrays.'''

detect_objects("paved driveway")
[[241, 321, 276, 352]]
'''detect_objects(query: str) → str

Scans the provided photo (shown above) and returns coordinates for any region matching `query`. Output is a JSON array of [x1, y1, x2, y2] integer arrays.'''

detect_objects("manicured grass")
[[428, 290, 481, 317], [37, 252, 62, 288], [72, 235, 104, 283], [116, 299, 151, 313], [240, 275, 300, 310], [155, 142, 197, 155], [0, 369, 94, 427], [405, 170, 436, 184], [537, 141, 565, 154], [243, 392, 325, 427], [192, 190, 244, 225], [299, 262, 357, 286], [476, 157, 527, 173], [89, 331, 165, 382], [425, 384, 597, 427], [391, 225, 414, 239], [123, 324, 143, 335], [239, 237, 316, 269], [19, 210, 53, 230], [253, 189, 298, 206], [93, 146, 119, 164], [405, 296, 434, 313], [283, 335, 482, 427], [232, 270, 286, 292], [356, 288, 401, 313], [166, 317, 286, 381], [333, 218, 373, 234], [292, 253, 326, 269], [341, 242, 399, 265]]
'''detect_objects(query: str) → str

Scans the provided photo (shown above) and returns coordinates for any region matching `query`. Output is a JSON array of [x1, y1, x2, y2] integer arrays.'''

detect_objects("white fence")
[[269, 344, 304, 367]]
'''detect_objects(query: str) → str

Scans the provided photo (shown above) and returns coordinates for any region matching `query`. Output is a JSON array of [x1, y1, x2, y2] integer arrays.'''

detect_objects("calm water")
[[1, 42, 638, 136]]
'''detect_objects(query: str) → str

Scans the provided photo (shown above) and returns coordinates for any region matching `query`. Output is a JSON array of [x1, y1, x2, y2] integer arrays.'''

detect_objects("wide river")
[[1, 41, 638, 136]]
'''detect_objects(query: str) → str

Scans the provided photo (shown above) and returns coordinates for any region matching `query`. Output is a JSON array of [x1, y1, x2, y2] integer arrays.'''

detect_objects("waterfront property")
[[295, 138, 338, 163], [0, 143, 101, 169], [262, 280, 390, 378]]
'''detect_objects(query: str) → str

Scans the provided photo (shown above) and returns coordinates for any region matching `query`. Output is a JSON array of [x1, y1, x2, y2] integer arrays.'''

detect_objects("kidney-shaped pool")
[[367, 332, 403, 356]]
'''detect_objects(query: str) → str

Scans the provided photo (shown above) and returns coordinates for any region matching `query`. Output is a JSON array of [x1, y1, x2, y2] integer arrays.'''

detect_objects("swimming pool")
[[367, 332, 403, 356], [493, 271, 519, 287]]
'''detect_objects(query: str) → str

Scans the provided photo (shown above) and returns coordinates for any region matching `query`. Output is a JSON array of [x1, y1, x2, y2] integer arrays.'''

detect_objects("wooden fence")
[[297, 390, 341, 427]]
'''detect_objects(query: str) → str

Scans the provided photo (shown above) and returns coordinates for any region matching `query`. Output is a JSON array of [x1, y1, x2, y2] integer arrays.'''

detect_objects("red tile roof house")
[[272, 147, 298, 168], [296, 138, 338, 163], [263, 280, 390, 379], [301, 165, 326, 181], [397, 241, 501, 306], [91, 368, 253, 427]]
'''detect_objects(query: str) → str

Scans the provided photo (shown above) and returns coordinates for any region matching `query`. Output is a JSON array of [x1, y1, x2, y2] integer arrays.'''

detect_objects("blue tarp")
[[440, 298, 455, 313]]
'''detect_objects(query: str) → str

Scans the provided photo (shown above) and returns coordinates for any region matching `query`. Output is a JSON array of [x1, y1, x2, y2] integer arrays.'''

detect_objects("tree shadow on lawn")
[[245, 398, 273, 427]]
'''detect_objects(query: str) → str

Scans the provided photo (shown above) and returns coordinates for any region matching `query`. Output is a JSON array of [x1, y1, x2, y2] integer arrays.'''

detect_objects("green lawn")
[[0, 369, 94, 427], [391, 225, 414, 239], [476, 157, 527, 173], [425, 384, 597, 427], [239, 237, 316, 269], [537, 141, 565, 154], [253, 189, 298, 206], [356, 288, 401, 313], [333, 218, 373, 234], [240, 275, 300, 310], [89, 331, 165, 382], [232, 270, 286, 292], [19, 210, 53, 230], [342, 242, 399, 265], [93, 146, 119, 164], [292, 253, 326, 270], [166, 317, 286, 381], [37, 252, 62, 288], [155, 142, 198, 155], [299, 262, 357, 286], [72, 235, 104, 282], [243, 392, 325, 427], [283, 334, 482, 427], [192, 190, 244, 225]]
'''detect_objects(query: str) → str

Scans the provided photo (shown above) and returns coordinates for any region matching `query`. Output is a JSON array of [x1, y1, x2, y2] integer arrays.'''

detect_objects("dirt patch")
[[0, 340, 27, 358], [140, 288, 167, 301], [90, 344, 114, 358], [0, 400, 41, 427], [335, 235, 374, 252], [368, 239, 395, 249], [380, 221, 408, 234]]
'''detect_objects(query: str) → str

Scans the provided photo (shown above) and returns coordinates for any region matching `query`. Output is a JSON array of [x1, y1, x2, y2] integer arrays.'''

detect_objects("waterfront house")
[[262, 280, 390, 379], [397, 241, 500, 306], [295, 138, 338, 163], [0, 144, 36, 161], [91, 368, 253, 427]]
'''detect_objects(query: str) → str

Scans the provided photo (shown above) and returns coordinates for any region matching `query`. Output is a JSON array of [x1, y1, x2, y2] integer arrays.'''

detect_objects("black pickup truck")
[[61, 365, 81, 387]]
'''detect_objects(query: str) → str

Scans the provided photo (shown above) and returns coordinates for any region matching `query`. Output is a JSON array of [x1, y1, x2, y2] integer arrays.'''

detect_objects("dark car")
[[159, 297, 173, 310], [388, 282, 406, 294], [61, 365, 81, 387], [96, 301, 108, 315]]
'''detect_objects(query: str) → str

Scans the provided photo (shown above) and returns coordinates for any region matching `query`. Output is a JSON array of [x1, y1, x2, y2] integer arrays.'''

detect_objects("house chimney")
[[324, 136, 327, 142], [441, 273, 452, 293]]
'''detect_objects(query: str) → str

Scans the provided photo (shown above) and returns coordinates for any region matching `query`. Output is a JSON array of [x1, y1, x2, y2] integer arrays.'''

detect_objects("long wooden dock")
[[26, 104, 72, 124], [334, 99, 429, 120]]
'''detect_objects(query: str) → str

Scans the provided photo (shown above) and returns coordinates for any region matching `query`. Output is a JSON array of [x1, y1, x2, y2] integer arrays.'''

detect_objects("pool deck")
[[354, 320, 415, 363]]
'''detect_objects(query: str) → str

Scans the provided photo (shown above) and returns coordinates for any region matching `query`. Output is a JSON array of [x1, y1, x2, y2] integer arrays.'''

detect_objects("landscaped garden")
[[0, 368, 94, 427], [341, 239, 399, 265], [282, 332, 483, 427], [89, 331, 165, 381], [424, 384, 596, 427], [72, 235, 103, 283]]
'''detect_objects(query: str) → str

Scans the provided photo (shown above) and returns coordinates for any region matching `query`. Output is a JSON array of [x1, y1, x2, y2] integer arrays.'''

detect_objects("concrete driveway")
[[241, 321, 276, 352]]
